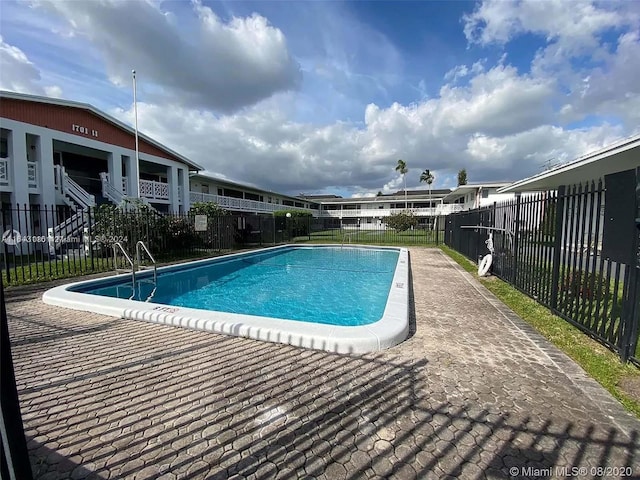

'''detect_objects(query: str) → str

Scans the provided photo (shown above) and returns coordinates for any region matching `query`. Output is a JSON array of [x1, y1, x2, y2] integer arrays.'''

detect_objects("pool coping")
[[42, 244, 409, 354]]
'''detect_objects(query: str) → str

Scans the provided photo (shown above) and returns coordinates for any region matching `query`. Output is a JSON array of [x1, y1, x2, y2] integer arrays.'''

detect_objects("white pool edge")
[[42, 244, 409, 354]]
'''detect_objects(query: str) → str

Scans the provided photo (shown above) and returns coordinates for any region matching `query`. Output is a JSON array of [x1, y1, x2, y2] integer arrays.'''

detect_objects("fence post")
[[512, 194, 522, 284], [1, 282, 34, 480], [619, 167, 640, 361], [550, 186, 566, 311], [2, 203, 9, 284], [87, 207, 95, 271]]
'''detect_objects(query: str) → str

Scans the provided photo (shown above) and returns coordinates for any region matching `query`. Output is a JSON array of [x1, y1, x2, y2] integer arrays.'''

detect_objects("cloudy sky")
[[1, 0, 639, 197]]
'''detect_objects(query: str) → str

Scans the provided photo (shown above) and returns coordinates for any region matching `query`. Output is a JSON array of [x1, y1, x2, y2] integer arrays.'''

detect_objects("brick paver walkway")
[[6, 248, 640, 479]]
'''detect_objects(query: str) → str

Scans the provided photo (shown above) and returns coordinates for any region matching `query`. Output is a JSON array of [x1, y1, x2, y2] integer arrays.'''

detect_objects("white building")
[[190, 173, 317, 215], [0, 91, 200, 214], [300, 189, 463, 226], [498, 134, 640, 193], [441, 182, 515, 210]]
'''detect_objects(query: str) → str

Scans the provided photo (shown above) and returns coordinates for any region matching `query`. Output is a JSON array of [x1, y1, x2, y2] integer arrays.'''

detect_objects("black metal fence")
[[306, 217, 444, 245], [0, 204, 256, 285], [1, 204, 444, 286], [445, 181, 640, 364]]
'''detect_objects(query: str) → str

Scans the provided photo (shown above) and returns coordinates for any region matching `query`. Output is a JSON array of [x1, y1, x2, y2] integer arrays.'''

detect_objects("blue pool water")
[[76, 246, 400, 326]]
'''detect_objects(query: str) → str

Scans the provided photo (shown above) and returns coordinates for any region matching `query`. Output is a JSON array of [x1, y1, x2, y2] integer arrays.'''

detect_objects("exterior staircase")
[[49, 165, 96, 256], [100, 172, 162, 215]]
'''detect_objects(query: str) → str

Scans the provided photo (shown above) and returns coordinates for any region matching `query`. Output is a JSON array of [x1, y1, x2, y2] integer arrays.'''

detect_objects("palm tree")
[[457, 168, 467, 186], [420, 169, 435, 228], [395, 159, 408, 210]]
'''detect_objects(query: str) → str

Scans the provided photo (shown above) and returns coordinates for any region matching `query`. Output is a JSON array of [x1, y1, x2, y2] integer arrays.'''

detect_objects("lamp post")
[[286, 212, 292, 242]]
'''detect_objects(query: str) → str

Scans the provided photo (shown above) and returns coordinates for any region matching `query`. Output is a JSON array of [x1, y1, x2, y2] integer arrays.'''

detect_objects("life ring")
[[478, 254, 492, 277]]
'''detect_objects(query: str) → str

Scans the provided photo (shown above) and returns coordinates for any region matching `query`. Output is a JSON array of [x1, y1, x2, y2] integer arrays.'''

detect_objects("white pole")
[[132, 69, 140, 199]]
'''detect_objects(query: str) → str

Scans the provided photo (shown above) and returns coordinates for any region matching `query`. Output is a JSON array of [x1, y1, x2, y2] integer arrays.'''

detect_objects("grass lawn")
[[440, 245, 640, 417], [2, 250, 232, 286]]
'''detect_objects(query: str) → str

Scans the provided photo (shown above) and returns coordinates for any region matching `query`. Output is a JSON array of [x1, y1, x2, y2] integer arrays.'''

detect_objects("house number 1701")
[[72, 124, 98, 138]]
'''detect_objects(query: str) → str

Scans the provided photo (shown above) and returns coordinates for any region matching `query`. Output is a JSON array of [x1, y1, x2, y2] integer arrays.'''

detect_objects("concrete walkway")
[[6, 248, 640, 479]]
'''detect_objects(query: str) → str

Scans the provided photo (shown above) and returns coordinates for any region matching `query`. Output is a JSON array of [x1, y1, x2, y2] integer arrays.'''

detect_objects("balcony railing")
[[319, 204, 466, 217], [27, 162, 38, 189], [139, 179, 169, 200], [190, 192, 311, 214], [436, 204, 465, 215], [320, 207, 438, 217], [0, 158, 9, 187]]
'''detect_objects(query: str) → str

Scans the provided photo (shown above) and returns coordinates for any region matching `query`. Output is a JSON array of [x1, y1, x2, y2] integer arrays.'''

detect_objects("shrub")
[[189, 202, 229, 217], [562, 270, 610, 301], [384, 212, 418, 232], [274, 210, 313, 218]]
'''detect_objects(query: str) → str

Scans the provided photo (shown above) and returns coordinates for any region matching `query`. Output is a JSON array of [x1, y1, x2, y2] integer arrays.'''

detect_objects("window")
[[482, 189, 489, 198], [0, 137, 7, 158]]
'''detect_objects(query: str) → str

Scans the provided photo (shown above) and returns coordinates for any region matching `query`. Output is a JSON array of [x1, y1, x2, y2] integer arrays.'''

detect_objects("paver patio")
[[6, 248, 640, 479]]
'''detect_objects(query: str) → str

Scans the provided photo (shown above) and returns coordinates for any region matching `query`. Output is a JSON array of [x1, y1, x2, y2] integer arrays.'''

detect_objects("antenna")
[[542, 157, 560, 171]]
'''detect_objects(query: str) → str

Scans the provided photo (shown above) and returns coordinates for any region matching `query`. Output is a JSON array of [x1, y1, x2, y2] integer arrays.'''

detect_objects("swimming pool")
[[43, 245, 409, 353]]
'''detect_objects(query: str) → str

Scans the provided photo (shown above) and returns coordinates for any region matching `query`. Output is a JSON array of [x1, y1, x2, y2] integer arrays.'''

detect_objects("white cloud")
[[2, 1, 638, 196], [463, 0, 626, 51], [559, 30, 640, 125], [465, 124, 626, 174], [32, 0, 301, 112], [0, 36, 62, 96]]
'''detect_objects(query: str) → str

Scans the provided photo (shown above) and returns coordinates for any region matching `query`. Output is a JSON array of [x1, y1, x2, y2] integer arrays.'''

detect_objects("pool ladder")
[[113, 241, 157, 301], [341, 232, 356, 248]]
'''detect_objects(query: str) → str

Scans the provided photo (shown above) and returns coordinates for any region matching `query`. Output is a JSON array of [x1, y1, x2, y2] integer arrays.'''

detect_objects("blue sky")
[[1, 0, 639, 197]]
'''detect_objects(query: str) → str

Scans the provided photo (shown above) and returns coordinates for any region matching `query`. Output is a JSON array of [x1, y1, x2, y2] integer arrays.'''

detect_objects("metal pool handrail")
[[113, 242, 135, 288], [341, 232, 357, 248], [136, 241, 157, 285]]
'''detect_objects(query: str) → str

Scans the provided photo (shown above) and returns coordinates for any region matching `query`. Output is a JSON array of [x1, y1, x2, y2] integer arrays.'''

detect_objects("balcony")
[[104, 174, 182, 204], [320, 207, 438, 218], [27, 162, 38, 190], [139, 179, 169, 201], [0, 159, 40, 190], [190, 192, 312, 214], [318, 204, 466, 217], [435, 204, 465, 215]]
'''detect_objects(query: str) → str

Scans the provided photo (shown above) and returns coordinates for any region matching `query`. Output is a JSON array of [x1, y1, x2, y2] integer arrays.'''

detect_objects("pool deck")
[[6, 248, 640, 479]]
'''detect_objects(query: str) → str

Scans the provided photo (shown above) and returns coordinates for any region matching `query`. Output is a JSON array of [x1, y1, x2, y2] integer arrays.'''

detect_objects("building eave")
[[0, 90, 203, 171], [498, 133, 640, 193]]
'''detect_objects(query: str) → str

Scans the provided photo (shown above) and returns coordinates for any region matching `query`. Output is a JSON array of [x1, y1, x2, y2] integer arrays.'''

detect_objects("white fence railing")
[[436, 204, 465, 215], [100, 172, 127, 205], [319, 204, 466, 217], [320, 207, 437, 217], [27, 162, 38, 189], [54, 165, 95, 209], [0, 158, 9, 186], [140, 179, 169, 200], [190, 192, 311, 214]]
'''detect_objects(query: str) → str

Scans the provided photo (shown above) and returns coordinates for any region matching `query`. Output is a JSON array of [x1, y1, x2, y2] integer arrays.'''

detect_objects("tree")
[[376, 191, 383, 197], [420, 169, 435, 227], [384, 211, 418, 232], [395, 159, 408, 210], [457, 169, 468, 186]]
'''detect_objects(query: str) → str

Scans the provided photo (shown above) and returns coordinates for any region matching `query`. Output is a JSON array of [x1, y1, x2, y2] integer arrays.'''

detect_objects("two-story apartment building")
[[441, 182, 515, 210], [0, 91, 200, 214], [299, 189, 460, 227], [190, 173, 317, 215]]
